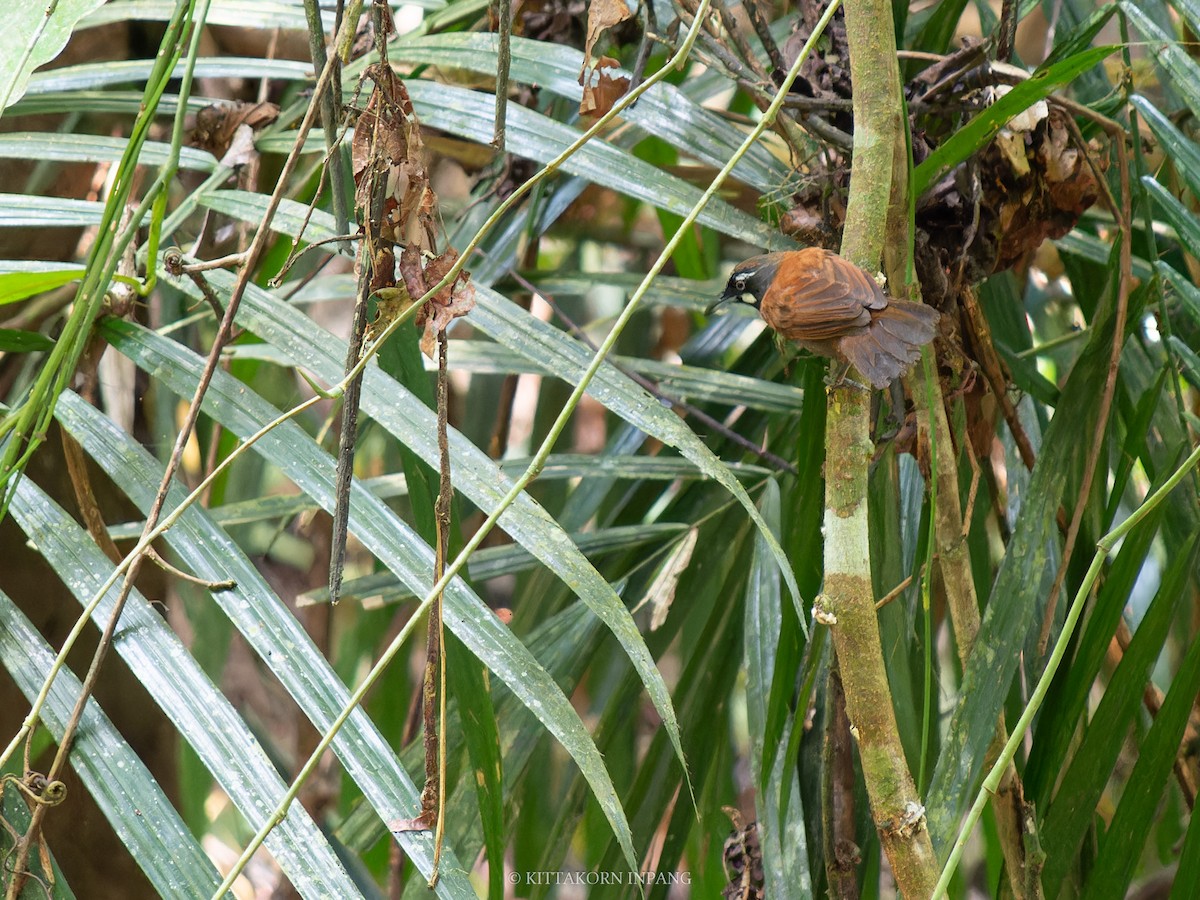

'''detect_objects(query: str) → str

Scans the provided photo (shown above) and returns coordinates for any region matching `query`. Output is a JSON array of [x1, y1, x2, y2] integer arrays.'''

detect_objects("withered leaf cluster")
[[353, 63, 474, 356], [776, 16, 1104, 314], [911, 63, 1105, 306], [578, 0, 633, 117], [352, 63, 438, 252]]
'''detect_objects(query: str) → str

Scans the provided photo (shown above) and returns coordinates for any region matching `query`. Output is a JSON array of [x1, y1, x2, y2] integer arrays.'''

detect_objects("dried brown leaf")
[[579, 56, 630, 118], [352, 64, 438, 251], [645, 528, 698, 631], [399, 242, 426, 301], [365, 283, 414, 344], [391, 813, 435, 833], [189, 101, 279, 157], [578, 0, 632, 116], [583, 0, 631, 59], [419, 277, 476, 357]]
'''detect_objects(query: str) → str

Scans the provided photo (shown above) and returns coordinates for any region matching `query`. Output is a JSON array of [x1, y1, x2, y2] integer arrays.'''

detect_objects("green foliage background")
[[1, 0, 1199, 897]]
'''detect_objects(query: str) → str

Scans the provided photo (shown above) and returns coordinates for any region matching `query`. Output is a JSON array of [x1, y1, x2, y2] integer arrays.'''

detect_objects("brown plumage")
[[708, 248, 940, 388]]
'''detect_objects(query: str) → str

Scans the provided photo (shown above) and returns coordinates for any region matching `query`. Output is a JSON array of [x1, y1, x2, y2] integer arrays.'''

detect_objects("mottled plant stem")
[[819, 0, 940, 895]]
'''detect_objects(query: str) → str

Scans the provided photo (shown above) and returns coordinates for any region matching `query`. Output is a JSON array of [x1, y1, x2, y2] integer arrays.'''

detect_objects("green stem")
[[824, 0, 940, 894], [932, 439, 1200, 898], [0, 0, 197, 509]]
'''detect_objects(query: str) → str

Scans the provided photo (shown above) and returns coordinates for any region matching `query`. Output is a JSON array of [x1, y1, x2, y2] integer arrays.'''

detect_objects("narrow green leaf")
[[0, 269, 82, 305], [445, 637, 504, 900], [0, 592, 221, 896], [22, 56, 312, 96], [5, 477, 366, 898], [0, 328, 54, 351], [105, 460, 761, 540], [1082, 592, 1200, 899], [1040, 533, 1198, 896], [81, 0, 338, 31], [0, 0, 106, 112], [1043, 3, 1117, 67], [1131, 95, 1200, 203], [231, 336, 801, 414], [1172, 781, 1200, 899], [1159, 261, 1200, 330], [8, 89, 201, 117], [1057, 232, 1155, 279], [430, 341, 803, 412], [744, 481, 811, 897], [0, 193, 102, 227], [391, 33, 787, 193], [180, 265, 691, 836], [0, 133, 215, 171], [402, 81, 792, 251], [468, 284, 804, 613], [301, 524, 686, 607], [1123, 3, 1200, 121], [1167, 335, 1200, 389], [198, 190, 345, 247], [926, 259, 1125, 854], [1143, 176, 1200, 254], [911, 0, 969, 55]]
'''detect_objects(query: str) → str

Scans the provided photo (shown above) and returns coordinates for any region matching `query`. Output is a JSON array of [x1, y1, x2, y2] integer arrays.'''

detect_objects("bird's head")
[[706, 254, 783, 316]]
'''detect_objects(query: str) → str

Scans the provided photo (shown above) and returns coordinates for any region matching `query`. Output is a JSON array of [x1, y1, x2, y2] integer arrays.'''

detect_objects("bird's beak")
[[705, 287, 740, 316]]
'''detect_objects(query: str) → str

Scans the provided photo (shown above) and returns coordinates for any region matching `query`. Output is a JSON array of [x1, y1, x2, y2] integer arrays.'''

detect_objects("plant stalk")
[[820, 0, 940, 894]]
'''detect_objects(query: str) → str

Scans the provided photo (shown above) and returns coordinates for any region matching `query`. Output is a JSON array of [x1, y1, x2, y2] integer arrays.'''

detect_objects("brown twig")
[[491, 0, 512, 151], [823, 663, 861, 900], [1036, 121, 1133, 660], [628, 0, 659, 95], [61, 429, 121, 565], [875, 572, 915, 609], [715, 0, 771, 82], [394, 326, 451, 880], [677, 3, 823, 153], [330, 6, 396, 606], [303, 0, 350, 245], [327, 243, 373, 605], [996, 0, 1018, 62], [782, 95, 855, 111], [271, 231, 360, 286], [743, 0, 786, 74], [429, 326, 451, 877], [958, 284, 1038, 471]]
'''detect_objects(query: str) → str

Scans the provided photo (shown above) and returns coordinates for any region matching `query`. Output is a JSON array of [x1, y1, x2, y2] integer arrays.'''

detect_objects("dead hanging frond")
[[578, 0, 633, 117], [344, 55, 472, 889], [351, 63, 439, 252], [352, 63, 475, 354]]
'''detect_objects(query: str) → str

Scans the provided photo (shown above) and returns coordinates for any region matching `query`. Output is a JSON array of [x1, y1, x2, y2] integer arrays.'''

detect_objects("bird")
[[707, 248, 940, 389]]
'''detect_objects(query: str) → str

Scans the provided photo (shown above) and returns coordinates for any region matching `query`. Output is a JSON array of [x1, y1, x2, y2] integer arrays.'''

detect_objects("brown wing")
[[759, 248, 886, 342]]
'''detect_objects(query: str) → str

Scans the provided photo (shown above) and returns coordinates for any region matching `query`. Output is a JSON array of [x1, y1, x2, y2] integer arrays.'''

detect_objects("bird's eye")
[[734, 276, 747, 292]]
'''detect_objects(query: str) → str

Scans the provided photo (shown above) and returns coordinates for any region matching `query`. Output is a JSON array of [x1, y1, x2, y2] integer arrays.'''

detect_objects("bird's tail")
[[838, 300, 940, 388]]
